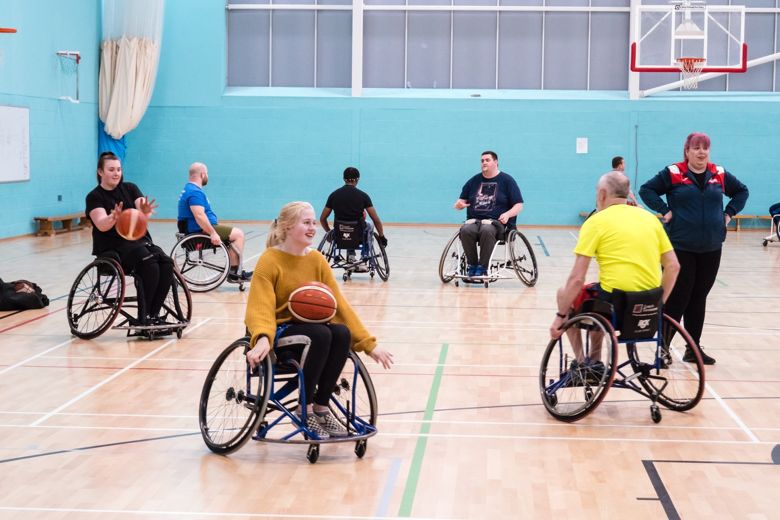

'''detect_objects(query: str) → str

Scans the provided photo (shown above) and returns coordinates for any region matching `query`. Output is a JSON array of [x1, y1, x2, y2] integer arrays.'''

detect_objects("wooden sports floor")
[[1, 223, 778, 519]]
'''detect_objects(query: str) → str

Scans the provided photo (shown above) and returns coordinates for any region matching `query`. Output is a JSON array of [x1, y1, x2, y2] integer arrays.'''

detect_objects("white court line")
[[380, 432, 776, 445], [569, 231, 579, 241], [706, 381, 760, 443], [0, 507, 452, 520], [0, 423, 195, 433], [0, 338, 73, 376], [30, 319, 212, 427]]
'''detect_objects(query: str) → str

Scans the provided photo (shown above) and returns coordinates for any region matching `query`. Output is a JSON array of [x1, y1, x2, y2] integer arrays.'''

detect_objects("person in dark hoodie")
[[639, 132, 749, 365]]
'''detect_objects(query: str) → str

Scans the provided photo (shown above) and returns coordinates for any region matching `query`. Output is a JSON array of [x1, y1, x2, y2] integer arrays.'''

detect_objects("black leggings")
[[277, 323, 351, 407], [664, 248, 722, 346], [118, 243, 174, 320]]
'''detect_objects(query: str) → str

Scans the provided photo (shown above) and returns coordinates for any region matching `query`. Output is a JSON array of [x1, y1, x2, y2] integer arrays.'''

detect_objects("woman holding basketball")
[[245, 201, 393, 439], [639, 132, 749, 365], [86, 152, 174, 326]]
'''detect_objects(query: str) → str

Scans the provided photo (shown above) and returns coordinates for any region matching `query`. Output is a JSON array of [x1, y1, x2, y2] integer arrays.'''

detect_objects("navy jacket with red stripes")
[[639, 162, 749, 253]]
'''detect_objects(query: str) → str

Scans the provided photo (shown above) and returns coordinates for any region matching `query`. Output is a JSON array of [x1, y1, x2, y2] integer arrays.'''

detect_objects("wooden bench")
[[33, 212, 91, 237], [729, 214, 773, 231]]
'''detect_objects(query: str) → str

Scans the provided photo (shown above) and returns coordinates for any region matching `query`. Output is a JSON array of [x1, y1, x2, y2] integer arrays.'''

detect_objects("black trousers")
[[664, 248, 722, 346], [116, 242, 174, 320], [277, 323, 351, 407]]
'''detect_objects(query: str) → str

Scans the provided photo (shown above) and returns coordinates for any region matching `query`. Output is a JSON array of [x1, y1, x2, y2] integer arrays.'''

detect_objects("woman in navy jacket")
[[639, 132, 748, 365]]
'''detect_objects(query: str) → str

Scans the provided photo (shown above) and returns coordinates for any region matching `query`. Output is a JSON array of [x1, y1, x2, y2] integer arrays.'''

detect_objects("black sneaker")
[[684, 345, 716, 365]]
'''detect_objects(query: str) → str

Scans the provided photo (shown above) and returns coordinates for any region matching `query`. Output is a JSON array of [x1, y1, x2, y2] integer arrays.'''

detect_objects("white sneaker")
[[314, 410, 349, 437]]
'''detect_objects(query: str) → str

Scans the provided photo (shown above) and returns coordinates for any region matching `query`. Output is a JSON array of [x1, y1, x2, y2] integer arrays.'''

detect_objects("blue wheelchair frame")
[[199, 332, 377, 463]]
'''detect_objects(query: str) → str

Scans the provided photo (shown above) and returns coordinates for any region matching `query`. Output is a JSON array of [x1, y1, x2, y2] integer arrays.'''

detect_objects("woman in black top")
[[85, 152, 174, 325], [639, 132, 749, 365]]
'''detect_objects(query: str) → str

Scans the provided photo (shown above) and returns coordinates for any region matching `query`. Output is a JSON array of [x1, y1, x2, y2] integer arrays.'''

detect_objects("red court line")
[[0, 306, 65, 334]]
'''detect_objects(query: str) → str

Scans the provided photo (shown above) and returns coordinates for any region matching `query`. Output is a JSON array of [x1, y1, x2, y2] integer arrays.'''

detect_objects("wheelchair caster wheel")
[[545, 393, 558, 408], [455, 281, 459, 287], [355, 439, 367, 458], [650, 405, 662, 424], [584, 388, 594, 401], [343, 273, 349, 282], [307, 444, 320, 464], [176, 328, 183, 339], [763, 240, 768, 247], [370, 271, 375, 278], [239, 283, 246, 292], [484, 282, 489, 289]]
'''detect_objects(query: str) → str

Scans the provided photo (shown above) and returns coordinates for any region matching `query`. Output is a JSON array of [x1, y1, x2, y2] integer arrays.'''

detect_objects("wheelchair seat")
[[578, 287, 662, 341]]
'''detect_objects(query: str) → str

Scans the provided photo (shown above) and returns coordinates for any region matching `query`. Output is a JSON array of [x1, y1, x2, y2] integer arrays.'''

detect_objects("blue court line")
[[536, 235, 550, 257], [375, 457, 402, 517]]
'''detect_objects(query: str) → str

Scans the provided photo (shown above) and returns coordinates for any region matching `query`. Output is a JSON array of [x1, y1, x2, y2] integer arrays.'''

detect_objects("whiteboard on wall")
[[0, 106, 30, 183]]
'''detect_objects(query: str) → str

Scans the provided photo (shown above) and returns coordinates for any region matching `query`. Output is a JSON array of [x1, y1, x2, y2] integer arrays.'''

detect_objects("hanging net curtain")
[[100, 0, 164, 140]]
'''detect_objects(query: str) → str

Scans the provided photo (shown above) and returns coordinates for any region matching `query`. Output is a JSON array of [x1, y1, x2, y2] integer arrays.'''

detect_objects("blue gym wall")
[[2, 0, 779, 240], [0, 0, 100, 239]]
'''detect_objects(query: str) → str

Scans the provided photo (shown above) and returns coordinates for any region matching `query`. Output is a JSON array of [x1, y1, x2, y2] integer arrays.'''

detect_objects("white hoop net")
[[676, 57, 706, 90]]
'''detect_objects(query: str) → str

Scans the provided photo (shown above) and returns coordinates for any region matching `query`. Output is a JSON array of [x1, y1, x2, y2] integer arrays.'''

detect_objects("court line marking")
[[375, 457, 402, 518], [0, 338, 74, 376], [0, 507, 452, 520], [29, 318, 212, 427], [0, 305, 65, 334], [536, 235, 550, 257], [398, 343, 448, 517], [705, 381, 760, 443]]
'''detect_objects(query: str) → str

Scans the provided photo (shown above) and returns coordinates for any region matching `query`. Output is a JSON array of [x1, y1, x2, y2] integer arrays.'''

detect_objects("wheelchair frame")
[[438, 228, 538, 288], [540, 303, 705, 424], [67, 256, 192, 340], [199, 336, 378, 464], [317, 228, 389, 282], [761, 214, 780, 247], [171, 228, 247, 292]]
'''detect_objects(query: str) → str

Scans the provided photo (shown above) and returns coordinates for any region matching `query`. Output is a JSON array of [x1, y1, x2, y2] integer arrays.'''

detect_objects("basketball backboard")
[[631, 1, 747, 74]]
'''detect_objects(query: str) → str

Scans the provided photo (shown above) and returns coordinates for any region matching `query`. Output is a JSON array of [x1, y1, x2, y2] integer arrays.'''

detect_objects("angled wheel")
[[329, 352, 378, 434], [317, 231, 338, 264], [539, 313, 618, 422], [67, 258, 126, 339], [368, 233, 389, 281], [438, 232, 465, 283], [171, 234, 230, 292], [508, 230, 538, 287], [199, 338, 273, 454], [160, 269, 193, 326], [626, 314, 705, 412]]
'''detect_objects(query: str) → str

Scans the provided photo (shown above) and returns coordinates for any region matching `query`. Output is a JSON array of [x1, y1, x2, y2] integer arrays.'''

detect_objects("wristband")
[[555, 312, 567, 319]]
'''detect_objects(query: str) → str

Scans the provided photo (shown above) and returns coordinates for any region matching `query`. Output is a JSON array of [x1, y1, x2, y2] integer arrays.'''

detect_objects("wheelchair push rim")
[[171, 234, 230, 292], [67, 258, 126, 339]]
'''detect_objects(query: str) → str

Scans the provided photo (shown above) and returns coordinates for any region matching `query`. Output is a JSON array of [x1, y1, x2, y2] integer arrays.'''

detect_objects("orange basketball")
[[115, 208, 148, 241], [288, 282, 337, 323]]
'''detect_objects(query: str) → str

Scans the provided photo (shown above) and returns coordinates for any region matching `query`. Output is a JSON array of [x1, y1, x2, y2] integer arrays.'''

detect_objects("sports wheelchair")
[[170, 220, 247, 292], [539, 287, 705, 423], [66, 251, 191, 340], [199, 334, 377, 463], [438, 220, 538, 288], [317, 220, 389, 282], [762, 203, 780, 247]]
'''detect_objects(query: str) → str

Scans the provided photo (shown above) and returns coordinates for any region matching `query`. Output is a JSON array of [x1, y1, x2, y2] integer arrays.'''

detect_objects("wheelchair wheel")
[[368, 232, 390, 281], [539, 313, 618, 422], [171, 234, 230, 292], [438, 232, 465, 283], [67, 258, 126, 339], [329, 352, 378, 433], [199, 338, 273, 454], [508, 230, 538, 287], [626, 314, 705, 412], [317, 231, 337, 263], [160, 270, 193, 334]]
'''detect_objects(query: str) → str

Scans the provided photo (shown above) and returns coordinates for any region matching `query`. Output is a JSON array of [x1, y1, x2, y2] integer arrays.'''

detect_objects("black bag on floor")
[[0, 279, 50, 311]]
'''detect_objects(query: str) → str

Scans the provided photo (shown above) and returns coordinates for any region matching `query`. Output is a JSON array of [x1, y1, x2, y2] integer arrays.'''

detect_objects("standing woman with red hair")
[[639, 132, 749, 365]]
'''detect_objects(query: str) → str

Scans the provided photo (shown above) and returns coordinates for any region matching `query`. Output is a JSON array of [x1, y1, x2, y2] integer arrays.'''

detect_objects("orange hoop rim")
[[676, 56, 706, 72], [0, 28, 17, 33]]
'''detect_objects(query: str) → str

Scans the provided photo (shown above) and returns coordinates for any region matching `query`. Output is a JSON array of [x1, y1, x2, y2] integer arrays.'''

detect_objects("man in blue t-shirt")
[[454, 151, 524, 278], [177, 162, 251, 282]]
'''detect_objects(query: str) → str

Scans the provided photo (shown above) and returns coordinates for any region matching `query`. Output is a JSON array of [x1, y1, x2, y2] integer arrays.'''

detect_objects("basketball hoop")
[[0, 28, 17, 33], [676, 56, 706, 89]]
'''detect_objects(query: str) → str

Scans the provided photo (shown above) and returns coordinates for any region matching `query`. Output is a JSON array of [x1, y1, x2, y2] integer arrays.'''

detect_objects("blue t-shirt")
[[177, 182, 218, 233], [459, 171, 524, 225]]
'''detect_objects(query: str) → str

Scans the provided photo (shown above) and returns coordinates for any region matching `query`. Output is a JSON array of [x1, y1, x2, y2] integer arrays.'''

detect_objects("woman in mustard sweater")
[[245, 201, 393, 439]]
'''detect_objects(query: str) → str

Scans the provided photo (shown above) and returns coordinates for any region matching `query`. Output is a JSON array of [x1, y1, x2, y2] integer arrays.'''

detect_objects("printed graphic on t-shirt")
[[474, 182, 497, 212]]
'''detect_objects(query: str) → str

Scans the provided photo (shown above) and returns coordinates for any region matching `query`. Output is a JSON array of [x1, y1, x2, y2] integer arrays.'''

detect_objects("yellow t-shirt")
[[244, 247, 376, 353], [574, 204, 673, 293]]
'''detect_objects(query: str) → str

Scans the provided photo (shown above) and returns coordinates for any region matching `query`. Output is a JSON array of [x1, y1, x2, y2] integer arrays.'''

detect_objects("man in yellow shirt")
[[549, 172, 680, 360]]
